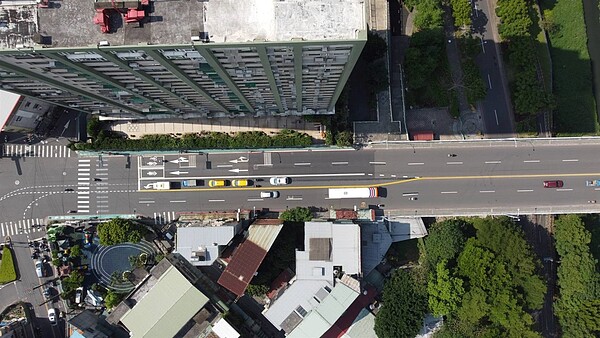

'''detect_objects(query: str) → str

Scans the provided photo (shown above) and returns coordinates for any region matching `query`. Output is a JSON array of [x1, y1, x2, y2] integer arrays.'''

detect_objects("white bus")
[[328, 187, 379, 199]]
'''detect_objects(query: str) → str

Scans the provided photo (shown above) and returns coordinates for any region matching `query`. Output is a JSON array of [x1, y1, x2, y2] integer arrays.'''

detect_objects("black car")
[[31, 253, 38, 260], [64, 188, 74, 192]]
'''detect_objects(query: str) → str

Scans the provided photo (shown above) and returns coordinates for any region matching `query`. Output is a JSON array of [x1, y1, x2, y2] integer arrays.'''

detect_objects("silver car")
[[35, 260, 44, 278]]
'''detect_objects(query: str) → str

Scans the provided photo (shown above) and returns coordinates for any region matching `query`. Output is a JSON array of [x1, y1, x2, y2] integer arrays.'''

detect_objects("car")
[[43, 286, 52, 299], [208, 179, 227, 188], [543, 180, 564, 188], [47, 308, 57, 326], [67, 210, 77, 214], [64, 188, 74, 192], [35, 260, 44, 278], [269, 177, 290, 186], [75, 287, 83, 304], [31, 253, 38, 260], [231, 179, 249, 187], [260, 191, 280, 199]]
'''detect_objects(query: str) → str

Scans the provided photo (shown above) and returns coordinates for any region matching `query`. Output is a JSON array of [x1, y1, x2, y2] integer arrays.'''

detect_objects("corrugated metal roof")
[[217, 241, 267, 296], [247, 222, 283, 251], [120, 265, 209, 338]]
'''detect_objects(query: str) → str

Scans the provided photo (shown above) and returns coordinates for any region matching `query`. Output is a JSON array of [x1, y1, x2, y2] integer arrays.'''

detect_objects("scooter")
[[448, 153, 457, 157]]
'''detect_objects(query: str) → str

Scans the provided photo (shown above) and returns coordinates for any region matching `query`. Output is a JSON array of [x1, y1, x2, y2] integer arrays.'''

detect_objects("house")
[[175, 212, 249, 266], [106, 253, 235, 338], [0, 92, 54, 133], [262, 221, 365, 337], [67, 310, 128, 338], [217, 219, 283, 297]]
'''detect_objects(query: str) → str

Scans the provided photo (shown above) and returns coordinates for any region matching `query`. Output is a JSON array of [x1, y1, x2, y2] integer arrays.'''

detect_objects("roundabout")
[[90, 240, 156, 292]]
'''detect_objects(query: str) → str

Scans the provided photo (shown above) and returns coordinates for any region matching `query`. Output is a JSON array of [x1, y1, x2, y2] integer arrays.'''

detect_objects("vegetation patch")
[[97, 218, 148, 246], [540, 0, 598, 133], [553, 215, 600, 336], [279, 207, 313, 222], [77, 119, 313, 151], [0, 247, 17, 284]]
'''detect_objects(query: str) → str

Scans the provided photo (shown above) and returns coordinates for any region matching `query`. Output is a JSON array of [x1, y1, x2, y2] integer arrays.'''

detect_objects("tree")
[[423, 219, 467, 269], [413, 0, 444, 30], [279, 207, 313, 222], [62, 271, 84, 296], [69, 245, 81, 258], [246, 284, 269, 297], [428, 260, 465, 316], [86, 116, 104, 140], [450, 0, 472, 27], [104, 290, 126, 309], [97, 218, 147, 246], [335, 131, 353, 147], [374, 269, 427, 338], [554, 214, 600, 336]]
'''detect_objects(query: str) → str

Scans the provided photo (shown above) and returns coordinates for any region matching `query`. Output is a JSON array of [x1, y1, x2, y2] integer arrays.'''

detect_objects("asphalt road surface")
[[2, 142, 600, 224]]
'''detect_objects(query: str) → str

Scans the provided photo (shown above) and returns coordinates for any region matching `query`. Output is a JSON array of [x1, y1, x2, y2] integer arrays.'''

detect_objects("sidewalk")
[[109, 116, 324, 140]]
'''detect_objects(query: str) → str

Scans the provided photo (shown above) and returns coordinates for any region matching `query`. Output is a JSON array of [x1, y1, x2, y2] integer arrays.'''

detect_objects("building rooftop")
[[118, 262, 210, 338], [217, 240, 266, 297], [175, 221, 243, 266], [0, 0, 365, 50]]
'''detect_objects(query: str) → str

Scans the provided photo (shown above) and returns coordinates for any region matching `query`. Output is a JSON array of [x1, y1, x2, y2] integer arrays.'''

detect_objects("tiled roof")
[[217, 241, 267, 296]]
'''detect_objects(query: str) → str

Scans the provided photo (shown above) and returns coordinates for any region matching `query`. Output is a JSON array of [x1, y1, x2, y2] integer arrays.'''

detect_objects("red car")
[[543, 180, 563, 188]]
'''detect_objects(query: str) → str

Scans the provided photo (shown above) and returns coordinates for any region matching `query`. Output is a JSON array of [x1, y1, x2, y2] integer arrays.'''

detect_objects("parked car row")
[[208, 177, 291, 188]]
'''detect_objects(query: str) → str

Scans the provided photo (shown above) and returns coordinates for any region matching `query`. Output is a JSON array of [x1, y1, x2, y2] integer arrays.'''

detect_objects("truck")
[[145, 181, 172, 190], [586, 180, 600, 187], [182, 179, 198, 187], [328, 187, 379, 199]]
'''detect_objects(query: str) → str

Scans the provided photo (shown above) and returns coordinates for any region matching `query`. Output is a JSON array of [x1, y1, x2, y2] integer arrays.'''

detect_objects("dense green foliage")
[[449, 0, 472, 27], [413, 0, 444, 30], [425, 217, 545, 336], [87, 116, 104, 140], [554, 215, 600, 336], [0, 247, 16, 283], [73, 129, 313, 151], [458, 37, 487, 105], [279, 207, 313, 222], [423, 219, 467, 269], [541, 0, 598, 133], [97, 218, 147, 246], [61, 271, 84, 298], [375, 269, 428, 338], [104, 290, 126, 309], [69, 245, 81, 258], [496, 0, 552, 118], [246, 284, 269, 297]]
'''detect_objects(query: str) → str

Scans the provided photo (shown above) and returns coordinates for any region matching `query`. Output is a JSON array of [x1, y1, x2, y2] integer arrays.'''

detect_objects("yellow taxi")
[[231, 179, 249, 187], [208, 179, 227, 187]]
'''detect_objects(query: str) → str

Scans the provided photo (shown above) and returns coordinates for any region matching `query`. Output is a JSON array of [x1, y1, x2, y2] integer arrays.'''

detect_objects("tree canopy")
[[423, 219, 467, 269], [279, 207, 313, 222], [97, 218, 147, 246], [450, 0, 472, 27], [554, 214, 600, 337], [375, 269, 428, 338]]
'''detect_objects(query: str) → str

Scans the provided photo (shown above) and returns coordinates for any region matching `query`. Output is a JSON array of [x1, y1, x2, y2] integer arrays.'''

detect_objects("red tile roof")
[[322, 285, 378, 338], [217, 240, 267, 297]]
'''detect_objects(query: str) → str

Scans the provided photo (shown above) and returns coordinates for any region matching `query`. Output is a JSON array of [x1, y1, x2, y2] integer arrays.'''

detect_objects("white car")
[[48, 308, 57, 326], [260, 191, 280, 199], [75, 287, 83, 304], [269, 177, 290, 186]]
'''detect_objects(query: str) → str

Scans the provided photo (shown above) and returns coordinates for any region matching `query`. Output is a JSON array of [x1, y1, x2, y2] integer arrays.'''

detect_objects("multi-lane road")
[[2, 140, 600, 228]]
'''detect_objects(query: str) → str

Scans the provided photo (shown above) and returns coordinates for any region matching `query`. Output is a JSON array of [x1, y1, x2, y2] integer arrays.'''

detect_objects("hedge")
[[72, 129, 313, 151], [0, 247, 17, 284]]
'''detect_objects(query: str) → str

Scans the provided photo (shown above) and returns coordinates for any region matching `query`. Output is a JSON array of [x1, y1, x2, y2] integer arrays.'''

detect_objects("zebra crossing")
[[0, 218, 46, 237], [2, 144, 72, 158], [96, 159, 109, 214], [153, 211, 177, 225], [77, 159, 91, 213]]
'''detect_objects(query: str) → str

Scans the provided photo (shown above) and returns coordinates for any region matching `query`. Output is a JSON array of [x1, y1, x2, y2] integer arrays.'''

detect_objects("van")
[[35, 260, 44, 278]]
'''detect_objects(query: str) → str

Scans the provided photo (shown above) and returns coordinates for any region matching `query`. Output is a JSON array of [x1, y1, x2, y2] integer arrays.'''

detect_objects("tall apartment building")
[[0, 0, 367, 120]]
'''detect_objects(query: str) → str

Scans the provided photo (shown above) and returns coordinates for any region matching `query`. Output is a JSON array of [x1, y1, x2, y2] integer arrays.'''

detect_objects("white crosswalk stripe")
[[77, 159, 91, 213], [0, 218, 46, 237], [2, 144, 72, 158], [153, 211, 177, 225]]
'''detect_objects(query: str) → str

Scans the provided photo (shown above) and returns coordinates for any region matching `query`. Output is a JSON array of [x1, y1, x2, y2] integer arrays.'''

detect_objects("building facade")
[[0, 0, 367, 120]]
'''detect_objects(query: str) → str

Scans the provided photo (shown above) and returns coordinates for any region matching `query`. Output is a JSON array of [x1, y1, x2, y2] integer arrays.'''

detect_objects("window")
[[295, 305, 307, 317], [24, 102, 30, 108]]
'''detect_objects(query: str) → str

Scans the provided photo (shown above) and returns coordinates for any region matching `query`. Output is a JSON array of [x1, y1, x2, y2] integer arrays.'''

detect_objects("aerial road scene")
[[0, 0, 598, 337]]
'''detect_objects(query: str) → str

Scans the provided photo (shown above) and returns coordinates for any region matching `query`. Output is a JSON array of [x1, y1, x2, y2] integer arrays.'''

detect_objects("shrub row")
[[74, 129, 313, 151], [0, 247, 17, 284]]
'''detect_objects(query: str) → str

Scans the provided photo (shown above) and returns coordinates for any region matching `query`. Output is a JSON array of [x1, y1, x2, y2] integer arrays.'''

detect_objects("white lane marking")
[[485, 161, 501, 164], [494, 109, 499, 125], [77, 186, 89, 190], [294, 163, 311, 166], [247, 198, 264, 201], [286, 197, 303, 201], [369, 161, 387, 165], [488, 74, 492, 89], [408, 162, 424, 166], [523, 160, 540, 163], [139, 173, 367, 181], [441, 191, 458, 194], [77, 200, 90, 204], [77, 191, 90, 195], [78, 173, 90, 176], [556, 188, 573, 192], [139, 200, 155, 204], [479, 190, 496, 193], [562, 159, 579, 162], [517, 189, 534, 192], [217, 164, 233, 168], [78, 163, 90, 167], [331, 162, 348, 165], [208, 199, 225, 202], [391, 174, 397, 178], [78, 159, 91, 162], [446, 162, 463, 165], [170, 200, 187, 203], [78, 168, 90, 172]]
